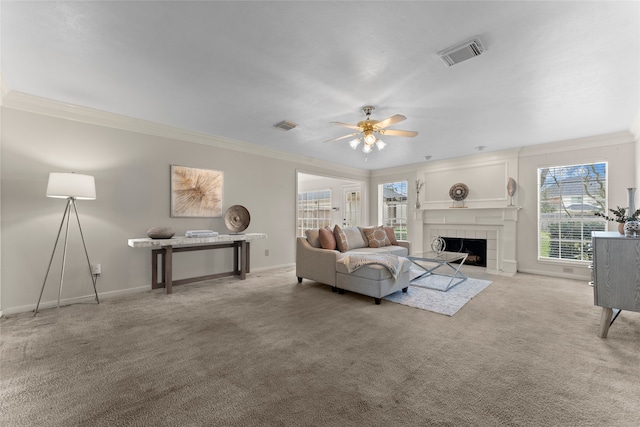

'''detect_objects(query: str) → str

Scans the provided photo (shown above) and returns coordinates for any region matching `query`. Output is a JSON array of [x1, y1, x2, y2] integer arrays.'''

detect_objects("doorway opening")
[[296, 171, 366, 237]]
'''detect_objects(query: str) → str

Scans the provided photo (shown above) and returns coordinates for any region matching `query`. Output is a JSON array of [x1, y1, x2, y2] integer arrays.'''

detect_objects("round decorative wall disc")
[[224, 205, 250, 233], [449, 183, 469, 201]]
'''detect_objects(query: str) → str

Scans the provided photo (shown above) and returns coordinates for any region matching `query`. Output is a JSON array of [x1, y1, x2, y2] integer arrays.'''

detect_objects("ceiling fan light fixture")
[[364, 131, 376, 145], [349, 138, 361, 149], [326, 106, 417, 160]]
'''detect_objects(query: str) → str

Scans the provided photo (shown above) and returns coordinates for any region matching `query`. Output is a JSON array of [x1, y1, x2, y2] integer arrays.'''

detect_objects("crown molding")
[[518, 131, 635, 158], [1, 90, 369, 178]]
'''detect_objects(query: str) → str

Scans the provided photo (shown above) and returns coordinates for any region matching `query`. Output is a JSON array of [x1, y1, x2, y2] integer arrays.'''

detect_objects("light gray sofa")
[[296, 226, 411, 304]]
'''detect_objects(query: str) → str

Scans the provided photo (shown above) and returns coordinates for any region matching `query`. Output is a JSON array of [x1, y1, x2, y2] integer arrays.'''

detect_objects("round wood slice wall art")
[[449, 183, 469, 201], [224, 205, 250, 233]]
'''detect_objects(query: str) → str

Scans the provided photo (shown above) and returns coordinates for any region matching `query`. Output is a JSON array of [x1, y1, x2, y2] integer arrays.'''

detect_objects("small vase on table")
[[624, 187, 639, 237]]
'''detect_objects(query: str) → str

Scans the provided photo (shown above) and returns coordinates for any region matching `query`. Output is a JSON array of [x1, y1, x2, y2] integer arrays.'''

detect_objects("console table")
[[128, 233, 267, 294], [591, 231, 640, 338]]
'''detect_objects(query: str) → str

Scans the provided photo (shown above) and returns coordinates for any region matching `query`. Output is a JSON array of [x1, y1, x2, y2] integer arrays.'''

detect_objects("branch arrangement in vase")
[[594, 206, 640, 223]]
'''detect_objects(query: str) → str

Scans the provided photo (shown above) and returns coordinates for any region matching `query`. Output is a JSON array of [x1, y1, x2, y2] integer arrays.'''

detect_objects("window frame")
[[537, 162, 608, 264], [378, 181, 408, 240], [297, 189, 332, 237]]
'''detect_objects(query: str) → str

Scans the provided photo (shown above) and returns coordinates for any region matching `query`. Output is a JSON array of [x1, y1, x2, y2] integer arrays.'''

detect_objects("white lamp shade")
[[349, 138, 361, 150], [46, 173, 96, 200], [364, 132, 376, 145]]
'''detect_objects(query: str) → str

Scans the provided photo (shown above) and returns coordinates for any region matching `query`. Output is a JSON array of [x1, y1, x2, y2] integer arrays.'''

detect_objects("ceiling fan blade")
[[324, 132, 360, 143], [330, 121, 362, 131], [378, 129, 419, 137], [374, 114, 406, 129]]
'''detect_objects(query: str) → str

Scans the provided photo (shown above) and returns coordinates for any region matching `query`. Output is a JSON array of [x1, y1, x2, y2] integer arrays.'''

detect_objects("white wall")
[[0, 101, 368, 314], [372, 136, 635, 280], [2, 94, 636, 313], [633, 113, 640, 188], [0, 80, 5, 317], [417, 150, 520, 209], [414, 150, 520, 274], [517, 132, 636, 279]]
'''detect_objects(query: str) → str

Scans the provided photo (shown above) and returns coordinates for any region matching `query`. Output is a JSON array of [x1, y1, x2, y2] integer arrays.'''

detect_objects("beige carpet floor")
[[1, 265, 639, 426]]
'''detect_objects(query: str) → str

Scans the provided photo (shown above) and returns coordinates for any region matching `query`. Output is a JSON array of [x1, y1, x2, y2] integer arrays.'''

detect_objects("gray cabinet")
[[591, 231, 640, 338]]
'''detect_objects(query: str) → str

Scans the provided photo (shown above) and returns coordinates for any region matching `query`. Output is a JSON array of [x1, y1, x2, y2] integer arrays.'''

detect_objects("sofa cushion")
[[334, 225, 368, 252], [336, 256, 410, 280], [305, 228, 322, 248], [384, 227, 399, 245], [319, 226, 337, 250], [304, 228, 322, 248], [344, 227, 368, 249], [347, 246, 408, 257], [363, 226, 391, 248], [334, 225, 348, 252]]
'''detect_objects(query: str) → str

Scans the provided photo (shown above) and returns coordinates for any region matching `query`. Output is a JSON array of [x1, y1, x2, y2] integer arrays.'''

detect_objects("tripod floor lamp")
[[34, 172, 99, 315]]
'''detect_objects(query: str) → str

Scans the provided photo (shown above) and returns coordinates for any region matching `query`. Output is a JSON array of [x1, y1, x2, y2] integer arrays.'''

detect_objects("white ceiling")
[[2, 1, 639, 170]]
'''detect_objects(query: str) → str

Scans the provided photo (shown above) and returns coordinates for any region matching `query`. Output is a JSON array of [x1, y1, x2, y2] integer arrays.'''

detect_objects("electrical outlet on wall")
[[265, 249, 270, 256], [91, 264, 101, 276]]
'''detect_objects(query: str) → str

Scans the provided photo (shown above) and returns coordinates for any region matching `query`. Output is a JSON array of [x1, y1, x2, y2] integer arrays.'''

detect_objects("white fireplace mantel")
[[416, 206, 520, 275], [418, 205, 520, 223]]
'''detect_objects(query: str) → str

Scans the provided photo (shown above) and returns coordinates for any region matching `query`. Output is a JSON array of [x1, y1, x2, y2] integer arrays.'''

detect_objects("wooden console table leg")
[[240, 241, 248, 280], [599, 307, 613, 338], [151, 249, 159, 289], [233, 242, 240, 275], [246, 242, 251, 273], [161, 250, 166, 286], [165, 245, 173, 294]]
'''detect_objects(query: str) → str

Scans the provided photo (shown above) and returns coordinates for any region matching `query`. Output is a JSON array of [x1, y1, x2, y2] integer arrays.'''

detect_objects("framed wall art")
[[171, 165, 223, 217]]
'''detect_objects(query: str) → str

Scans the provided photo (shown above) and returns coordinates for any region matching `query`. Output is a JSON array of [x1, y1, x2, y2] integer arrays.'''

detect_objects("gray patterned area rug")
[[384, 274, 492, 316]]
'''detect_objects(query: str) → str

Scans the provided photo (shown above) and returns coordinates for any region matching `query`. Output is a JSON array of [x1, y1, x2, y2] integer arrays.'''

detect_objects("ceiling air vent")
[[438, 37, 485, 66], [273, 120, 297, 131]]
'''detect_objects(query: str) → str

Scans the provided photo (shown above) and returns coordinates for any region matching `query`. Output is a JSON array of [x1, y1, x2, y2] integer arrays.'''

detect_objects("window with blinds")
[[538, 162, 607, 262]]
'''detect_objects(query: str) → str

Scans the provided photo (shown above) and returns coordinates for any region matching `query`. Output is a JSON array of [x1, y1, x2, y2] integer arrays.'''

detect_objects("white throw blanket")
[[339, 253, 404, 279]]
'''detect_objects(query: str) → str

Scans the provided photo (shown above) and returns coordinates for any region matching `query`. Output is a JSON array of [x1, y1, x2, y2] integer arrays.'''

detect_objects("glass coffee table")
[[408, 251, 468, 292]]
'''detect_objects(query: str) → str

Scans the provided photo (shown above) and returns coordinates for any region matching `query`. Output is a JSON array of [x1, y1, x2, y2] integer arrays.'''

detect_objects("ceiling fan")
[[325, 106, 418, 154]]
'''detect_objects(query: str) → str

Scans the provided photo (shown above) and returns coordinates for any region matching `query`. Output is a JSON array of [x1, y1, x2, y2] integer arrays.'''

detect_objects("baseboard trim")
[[517, 267, 590, 282], [251, 263, 295, 272], [2, 265, 296, 315], [2, 285, 149, 316]]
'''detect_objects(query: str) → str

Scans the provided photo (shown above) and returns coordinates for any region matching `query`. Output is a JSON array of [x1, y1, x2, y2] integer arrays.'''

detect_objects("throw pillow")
[[334, 225, 349, 252], [364, 226, 391, 248], [305, 228, 322, 248], [319, 226, 337, 250], [343, 227, 367, 250], [384, 227, 399, 245]]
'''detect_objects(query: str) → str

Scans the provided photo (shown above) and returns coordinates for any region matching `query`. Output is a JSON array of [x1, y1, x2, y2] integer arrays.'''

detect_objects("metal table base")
[[408, 252, 468, 292]]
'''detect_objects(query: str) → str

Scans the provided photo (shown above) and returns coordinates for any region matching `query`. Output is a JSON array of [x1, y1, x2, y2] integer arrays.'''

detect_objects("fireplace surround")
[[418, 206, 519, 275], [440, 237, 487, 267]]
